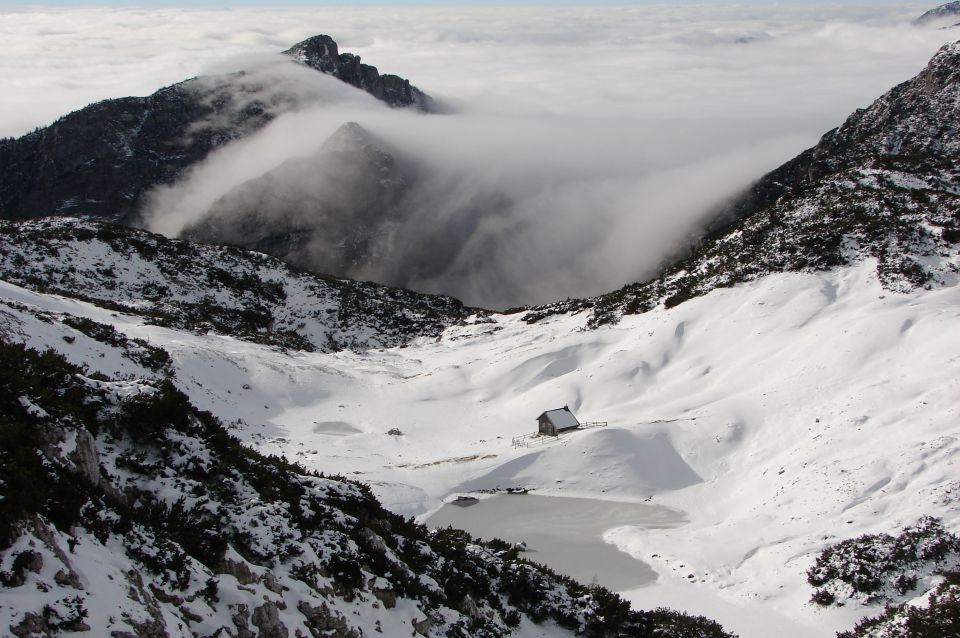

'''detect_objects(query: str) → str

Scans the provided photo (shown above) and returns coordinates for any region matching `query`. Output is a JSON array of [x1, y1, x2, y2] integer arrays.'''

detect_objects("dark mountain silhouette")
[[0, 35, 432, 225]]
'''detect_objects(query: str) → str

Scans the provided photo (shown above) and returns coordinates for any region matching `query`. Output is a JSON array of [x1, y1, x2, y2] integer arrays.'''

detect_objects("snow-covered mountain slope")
[[0, 217, 473, 353], [524, 41, 960, 328], [0, 341, 732, 638], [1, 215, 956, 636]]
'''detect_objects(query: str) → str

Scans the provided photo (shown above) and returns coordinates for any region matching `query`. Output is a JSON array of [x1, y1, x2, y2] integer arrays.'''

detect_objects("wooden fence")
[[511, 421, 608, 448]]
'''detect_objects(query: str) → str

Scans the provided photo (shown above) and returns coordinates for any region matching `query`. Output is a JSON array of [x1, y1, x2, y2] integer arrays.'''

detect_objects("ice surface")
[[426, 494, 685, 590]]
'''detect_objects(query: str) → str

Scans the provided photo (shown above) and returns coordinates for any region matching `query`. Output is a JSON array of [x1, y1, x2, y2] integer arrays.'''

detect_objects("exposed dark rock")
[[217, 555, 259, 585], [11, 612, 50, 638], [3, 550, 42, 587], [54, 569, 82, 590], [252, 601, 289, 638], [284, 35, 433, 111], [297, 601, 360, 638]]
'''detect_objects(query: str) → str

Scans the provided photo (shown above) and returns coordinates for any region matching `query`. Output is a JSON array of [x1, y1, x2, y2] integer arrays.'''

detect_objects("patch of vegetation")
[[808, 517, 960, 606], [0, 343, 97, 547], [61, 316, 171, 371], [837, 573, 960, 638]]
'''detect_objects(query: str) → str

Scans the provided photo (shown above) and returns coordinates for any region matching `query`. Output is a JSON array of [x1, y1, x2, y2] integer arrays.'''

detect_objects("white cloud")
[[0, 5, 949, 137], [1, 4, 954, 306]]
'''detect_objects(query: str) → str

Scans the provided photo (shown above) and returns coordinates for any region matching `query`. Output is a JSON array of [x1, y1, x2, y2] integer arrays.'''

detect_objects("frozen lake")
[[425, 493, 686, 591]]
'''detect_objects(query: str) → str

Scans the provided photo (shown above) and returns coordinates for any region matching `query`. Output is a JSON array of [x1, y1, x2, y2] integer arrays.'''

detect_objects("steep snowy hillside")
[[525, 41, 960, 327], [0, 34, 431, 224]]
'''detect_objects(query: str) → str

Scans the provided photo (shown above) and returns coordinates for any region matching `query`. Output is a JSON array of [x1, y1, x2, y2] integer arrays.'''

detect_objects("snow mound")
[[457, 429, 702, 497]]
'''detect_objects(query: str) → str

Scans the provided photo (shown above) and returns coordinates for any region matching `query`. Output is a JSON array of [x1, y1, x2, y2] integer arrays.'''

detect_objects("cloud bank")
[[3, 5, 955, 307]]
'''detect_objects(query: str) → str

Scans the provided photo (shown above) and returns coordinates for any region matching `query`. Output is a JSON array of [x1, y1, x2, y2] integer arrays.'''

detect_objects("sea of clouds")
[[1, 4, 954, 307]]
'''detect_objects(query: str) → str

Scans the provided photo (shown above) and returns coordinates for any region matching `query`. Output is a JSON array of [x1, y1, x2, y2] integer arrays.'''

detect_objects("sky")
[[0, 0, 930, 6], [1, 3, 955, 306]]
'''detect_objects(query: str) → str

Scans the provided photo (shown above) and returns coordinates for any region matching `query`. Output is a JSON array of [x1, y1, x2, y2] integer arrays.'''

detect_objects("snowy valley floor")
[[2, 259, 958, 637]]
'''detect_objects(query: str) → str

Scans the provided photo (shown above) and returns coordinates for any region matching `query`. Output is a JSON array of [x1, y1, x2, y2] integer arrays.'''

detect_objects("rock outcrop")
[[284, 35, 433, 111]]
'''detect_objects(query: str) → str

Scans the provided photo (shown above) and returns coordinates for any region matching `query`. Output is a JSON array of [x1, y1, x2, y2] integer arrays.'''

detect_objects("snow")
[[1, 257, 958, 637]]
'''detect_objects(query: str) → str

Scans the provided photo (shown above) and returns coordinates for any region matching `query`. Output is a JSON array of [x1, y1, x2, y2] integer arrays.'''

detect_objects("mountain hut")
[[537, 407, 580, 436]]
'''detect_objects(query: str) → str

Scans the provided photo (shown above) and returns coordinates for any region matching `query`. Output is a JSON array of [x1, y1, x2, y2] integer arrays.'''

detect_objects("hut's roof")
[[538, 408, 580, 429]]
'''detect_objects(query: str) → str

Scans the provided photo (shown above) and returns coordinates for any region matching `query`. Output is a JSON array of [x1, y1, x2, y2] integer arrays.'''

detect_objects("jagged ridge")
[[284, 35, 433, 111], [915, 1, 960, 26]]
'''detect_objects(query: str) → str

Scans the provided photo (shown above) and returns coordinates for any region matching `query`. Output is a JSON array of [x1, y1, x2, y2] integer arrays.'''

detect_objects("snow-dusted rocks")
[[0, 217, 472, 353]]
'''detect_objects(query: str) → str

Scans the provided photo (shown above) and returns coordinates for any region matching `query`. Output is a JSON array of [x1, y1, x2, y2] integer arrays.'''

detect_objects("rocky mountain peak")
[[826, 39, 960, 159], [321, 120, 378, 153], [283, 34, 434, 111], [283, 34, 341, 73], [182, 119, 409, 280]]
